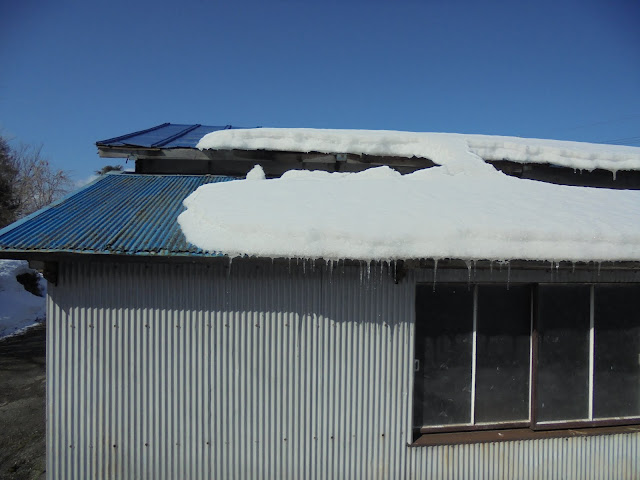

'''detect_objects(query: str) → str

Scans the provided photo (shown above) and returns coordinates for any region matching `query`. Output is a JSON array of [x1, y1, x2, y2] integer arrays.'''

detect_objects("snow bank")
[[197, 128, 640, 174], [178, 165, 640, 263], [0, 260, 46, 339]]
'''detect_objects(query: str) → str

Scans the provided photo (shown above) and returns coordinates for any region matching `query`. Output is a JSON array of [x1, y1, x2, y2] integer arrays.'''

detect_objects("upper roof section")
[[97, 123, 268, 177], [96, 123, 245, 149], [97, 124, 640, 188], [199, 128, 640, 174], [0, 173, 234, 259]]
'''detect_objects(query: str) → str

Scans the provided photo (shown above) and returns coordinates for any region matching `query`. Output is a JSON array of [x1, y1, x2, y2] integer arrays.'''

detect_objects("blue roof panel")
[[97, 123, 246, 149], [0, 173, 236, 257]]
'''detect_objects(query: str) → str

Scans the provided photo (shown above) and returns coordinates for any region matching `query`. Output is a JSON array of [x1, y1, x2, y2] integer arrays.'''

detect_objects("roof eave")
[[3, 249, 640, 272], [0, 249, 226, 263], [96, 145, 211, 161]]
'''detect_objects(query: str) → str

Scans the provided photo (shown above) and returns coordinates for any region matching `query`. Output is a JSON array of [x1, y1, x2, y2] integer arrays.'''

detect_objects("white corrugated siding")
[[46, 260, 639, 479], [410, 434, 640, 479]]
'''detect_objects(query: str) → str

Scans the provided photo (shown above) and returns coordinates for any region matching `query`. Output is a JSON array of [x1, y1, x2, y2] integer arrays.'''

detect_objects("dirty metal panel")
[[409, 433, 640, 479], [46, 260, 415, 478]]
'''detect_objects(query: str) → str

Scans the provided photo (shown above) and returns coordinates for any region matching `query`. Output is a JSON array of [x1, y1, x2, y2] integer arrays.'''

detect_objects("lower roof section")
[[0, 173, 235, 258]]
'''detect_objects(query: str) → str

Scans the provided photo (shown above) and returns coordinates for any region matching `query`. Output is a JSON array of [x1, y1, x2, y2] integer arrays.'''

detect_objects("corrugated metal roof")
[[96, 123, 248, 149], [0, 173, 236, 257]]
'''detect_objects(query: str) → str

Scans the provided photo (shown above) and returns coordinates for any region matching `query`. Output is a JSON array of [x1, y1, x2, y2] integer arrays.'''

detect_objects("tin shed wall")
[[46, 261, 640, 479]]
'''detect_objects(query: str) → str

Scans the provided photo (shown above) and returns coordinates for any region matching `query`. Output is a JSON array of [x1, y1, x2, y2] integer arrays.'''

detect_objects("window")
[[413, 283, 640, 438]]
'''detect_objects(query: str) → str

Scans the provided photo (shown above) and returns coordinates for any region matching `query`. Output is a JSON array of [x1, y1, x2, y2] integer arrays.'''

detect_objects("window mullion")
[[471, 285, 478, 425], [588, 285, 595, 421], [529, 286, 535, 424]]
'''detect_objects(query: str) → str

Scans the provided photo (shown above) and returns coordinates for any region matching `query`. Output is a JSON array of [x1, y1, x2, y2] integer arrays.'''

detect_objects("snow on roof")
[[197, 128, 640, 174], [178, 164, 640, 263]]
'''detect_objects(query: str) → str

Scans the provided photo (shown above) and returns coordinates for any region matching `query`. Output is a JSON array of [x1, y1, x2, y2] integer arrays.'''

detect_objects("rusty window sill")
[[411, 425, 640, 447]]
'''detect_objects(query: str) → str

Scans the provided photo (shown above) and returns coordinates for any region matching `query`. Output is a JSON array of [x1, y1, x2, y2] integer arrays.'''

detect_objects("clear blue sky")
[[1, 0, 639, 183]]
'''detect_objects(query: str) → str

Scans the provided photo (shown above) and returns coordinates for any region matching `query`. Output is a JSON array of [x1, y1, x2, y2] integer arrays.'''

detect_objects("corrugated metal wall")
[[47, 260, 639, 479], [410, 434, 640, 479]]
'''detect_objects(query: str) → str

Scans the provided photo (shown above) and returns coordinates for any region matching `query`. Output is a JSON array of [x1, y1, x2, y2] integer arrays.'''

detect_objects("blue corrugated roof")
[[96, 123, 247, 149], [0, 173, 236, 257]]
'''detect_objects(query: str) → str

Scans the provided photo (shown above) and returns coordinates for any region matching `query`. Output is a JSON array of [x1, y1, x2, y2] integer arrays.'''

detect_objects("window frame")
[[412, 281, 640, 443]]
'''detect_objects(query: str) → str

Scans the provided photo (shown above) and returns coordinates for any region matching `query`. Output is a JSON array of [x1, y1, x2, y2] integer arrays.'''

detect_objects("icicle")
[[489, 261, 493, 274], [506, 262, 511, 290], [366, 260, 371, 281], [572, 262, 576, 274], [597, 261, 602, 276], [227, 256, 233, 277], [432, 258, 438, 292], [465, 260, 472, 288], [612, 170, 617, 181]]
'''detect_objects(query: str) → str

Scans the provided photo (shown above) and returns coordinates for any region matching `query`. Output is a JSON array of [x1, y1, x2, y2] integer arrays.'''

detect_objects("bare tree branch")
[[2, 139, 72, 220]]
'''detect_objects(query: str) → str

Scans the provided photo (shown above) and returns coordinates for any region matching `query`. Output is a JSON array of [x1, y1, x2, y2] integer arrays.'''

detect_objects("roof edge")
[[0, 174, 108, 238], [96, 123, 171, 146], [3, 250, 640, 271]]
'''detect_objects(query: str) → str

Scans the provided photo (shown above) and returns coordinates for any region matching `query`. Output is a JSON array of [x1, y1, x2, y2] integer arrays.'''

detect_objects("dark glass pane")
[[475, 285, 531, 423], [594, 285, 640, 419], [537, 285, 590, 422], [414, 285, 473, 427]]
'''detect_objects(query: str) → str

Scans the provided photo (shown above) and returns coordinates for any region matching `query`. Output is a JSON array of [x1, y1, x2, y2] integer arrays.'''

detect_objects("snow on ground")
[[197, 128, 640, 174], [0, 260, 46, 339], [178, 164, 640, 263]]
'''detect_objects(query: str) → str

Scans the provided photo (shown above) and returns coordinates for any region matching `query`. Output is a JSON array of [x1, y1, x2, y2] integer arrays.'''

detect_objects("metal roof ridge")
[[96, 122, 171, 145], [151, 124, 202, 147], [118, 172, 238, 178]]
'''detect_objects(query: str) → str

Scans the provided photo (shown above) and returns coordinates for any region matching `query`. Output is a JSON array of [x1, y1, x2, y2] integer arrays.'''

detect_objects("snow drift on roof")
[[177, 165, 640, 263], [197, 128, 640, 173]]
